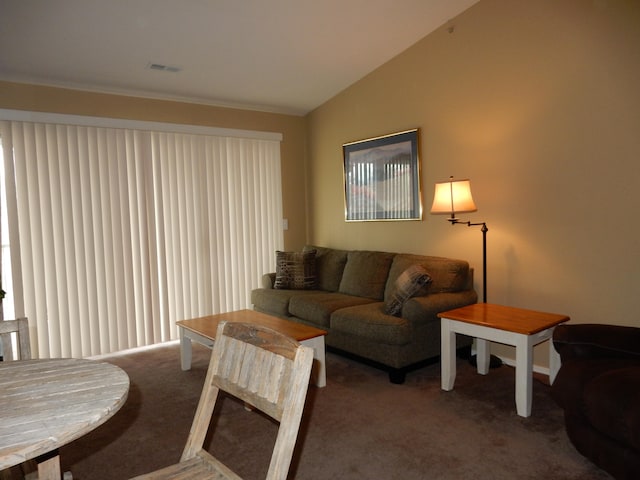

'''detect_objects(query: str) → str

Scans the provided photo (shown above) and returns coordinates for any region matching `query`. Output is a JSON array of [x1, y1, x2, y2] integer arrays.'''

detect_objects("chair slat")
[[0, 318, 31, 362], [238, 341, 258, 389]]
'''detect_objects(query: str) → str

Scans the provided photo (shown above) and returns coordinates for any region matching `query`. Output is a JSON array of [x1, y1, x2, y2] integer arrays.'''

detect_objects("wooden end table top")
[[438, 303, 570, 335], [177, 309, 327, 342]]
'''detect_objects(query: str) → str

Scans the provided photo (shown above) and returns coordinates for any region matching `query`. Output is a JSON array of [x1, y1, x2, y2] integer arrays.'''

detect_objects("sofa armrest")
[[402, 290, 478, 323], [553, 323, 640, 361], [261, 273, 276, 289]]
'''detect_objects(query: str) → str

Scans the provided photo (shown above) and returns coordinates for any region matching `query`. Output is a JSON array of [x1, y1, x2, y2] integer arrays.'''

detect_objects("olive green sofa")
[[250, 246, 477, 383]]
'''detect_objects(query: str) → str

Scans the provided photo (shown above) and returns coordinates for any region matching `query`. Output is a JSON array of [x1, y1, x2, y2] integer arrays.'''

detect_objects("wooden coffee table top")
[[438, 303, 569, 335], [177, 309, 327, 342]]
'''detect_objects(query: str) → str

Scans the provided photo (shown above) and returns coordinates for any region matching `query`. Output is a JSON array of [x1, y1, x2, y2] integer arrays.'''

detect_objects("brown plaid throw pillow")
[[273, 250, 317, 290], [384, 264, 432, 316]]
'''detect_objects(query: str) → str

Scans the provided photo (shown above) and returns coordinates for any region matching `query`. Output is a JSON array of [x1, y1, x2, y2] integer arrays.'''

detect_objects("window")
[[0, 111, 283, 358], [0, 142, 15, 320]]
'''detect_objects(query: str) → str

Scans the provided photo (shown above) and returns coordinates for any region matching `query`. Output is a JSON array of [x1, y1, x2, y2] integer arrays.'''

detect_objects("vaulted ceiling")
[[0, 0, 479, 115]]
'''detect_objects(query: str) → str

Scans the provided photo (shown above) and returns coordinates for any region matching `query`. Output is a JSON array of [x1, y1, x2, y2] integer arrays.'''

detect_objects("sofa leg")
[[388, 369, 406, 384]]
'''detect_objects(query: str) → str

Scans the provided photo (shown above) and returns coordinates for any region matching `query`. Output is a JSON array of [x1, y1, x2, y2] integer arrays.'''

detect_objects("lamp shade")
[[430, 177, 477, 216]]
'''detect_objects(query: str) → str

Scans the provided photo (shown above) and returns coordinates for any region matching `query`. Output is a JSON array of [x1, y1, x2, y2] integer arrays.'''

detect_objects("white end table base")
[[180, 327, 327, 388], [441, 318, 561, 417]]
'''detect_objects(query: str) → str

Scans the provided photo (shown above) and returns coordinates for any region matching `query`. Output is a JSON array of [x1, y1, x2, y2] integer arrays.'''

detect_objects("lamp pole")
[[470, 221, 487, 303], [447, 218, 487, 303]]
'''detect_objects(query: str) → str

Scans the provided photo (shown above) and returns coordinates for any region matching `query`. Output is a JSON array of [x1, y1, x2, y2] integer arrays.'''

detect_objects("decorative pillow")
[[273, 250, 317, 290], [384, 264, 432, 316]]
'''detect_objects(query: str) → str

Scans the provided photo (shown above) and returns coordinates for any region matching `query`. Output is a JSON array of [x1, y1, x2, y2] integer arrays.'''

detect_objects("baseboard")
[[497, 355, 551, 377], [469, 344, 552, 377], [88, 339, 180, 360]]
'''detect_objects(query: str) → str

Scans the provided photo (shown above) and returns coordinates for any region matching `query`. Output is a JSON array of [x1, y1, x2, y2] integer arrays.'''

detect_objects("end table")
[[438, 303, 569, 417]]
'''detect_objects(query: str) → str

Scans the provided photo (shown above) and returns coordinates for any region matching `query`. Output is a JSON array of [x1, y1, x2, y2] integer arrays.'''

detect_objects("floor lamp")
[[430, 176, 501, 368]]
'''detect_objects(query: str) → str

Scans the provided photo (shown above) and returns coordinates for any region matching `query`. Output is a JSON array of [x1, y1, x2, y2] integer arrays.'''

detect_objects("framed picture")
[[343, 128, 422, 221]]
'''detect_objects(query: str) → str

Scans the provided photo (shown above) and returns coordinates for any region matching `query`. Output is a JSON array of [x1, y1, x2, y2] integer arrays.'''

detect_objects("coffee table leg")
[[301, 336, 326, 388], [515, 334, 533, 417], [180, 326, 193, 371], [440, 318, 456, 390]]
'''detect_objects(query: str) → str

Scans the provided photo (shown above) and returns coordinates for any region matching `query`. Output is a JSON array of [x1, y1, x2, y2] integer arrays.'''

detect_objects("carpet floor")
[[54, 342, 612, 480]]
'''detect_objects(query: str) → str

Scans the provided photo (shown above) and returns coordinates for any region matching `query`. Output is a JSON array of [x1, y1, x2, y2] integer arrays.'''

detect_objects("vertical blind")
[[0, 117, 283, 358]]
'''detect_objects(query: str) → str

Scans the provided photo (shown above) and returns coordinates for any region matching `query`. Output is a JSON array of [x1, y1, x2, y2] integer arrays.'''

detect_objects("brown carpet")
[[56, 342, 612, 480]]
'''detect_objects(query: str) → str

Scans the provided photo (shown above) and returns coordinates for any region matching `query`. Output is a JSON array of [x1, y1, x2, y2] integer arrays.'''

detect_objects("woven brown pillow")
[[273, 250, 317, 290], [384, 264, 432, 316]]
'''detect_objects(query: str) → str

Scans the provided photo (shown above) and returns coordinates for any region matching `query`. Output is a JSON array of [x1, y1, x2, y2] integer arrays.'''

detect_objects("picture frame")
[[343, 128, 422, 221]]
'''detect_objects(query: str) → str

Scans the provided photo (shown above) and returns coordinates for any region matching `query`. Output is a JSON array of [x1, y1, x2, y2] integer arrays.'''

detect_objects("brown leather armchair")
[[552, 323, 640, 480]]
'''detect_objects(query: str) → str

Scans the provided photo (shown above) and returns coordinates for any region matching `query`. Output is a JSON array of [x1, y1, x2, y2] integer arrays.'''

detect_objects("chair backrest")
[[0, 317, 31, 361], [181, 321, 314, 480]]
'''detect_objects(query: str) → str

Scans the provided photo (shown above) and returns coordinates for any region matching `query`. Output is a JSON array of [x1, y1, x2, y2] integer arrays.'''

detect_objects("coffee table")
[[177, 309, 328, 387], [438, 303, 569, 417]]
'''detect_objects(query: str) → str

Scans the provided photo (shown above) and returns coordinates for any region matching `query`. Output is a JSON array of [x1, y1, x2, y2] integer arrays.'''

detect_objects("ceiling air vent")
[[146, 62, 181, 73]]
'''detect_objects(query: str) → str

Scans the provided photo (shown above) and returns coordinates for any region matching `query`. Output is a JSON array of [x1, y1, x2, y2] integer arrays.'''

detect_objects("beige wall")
[[0, 81, 309, 250], [306, 0, 640, 365]]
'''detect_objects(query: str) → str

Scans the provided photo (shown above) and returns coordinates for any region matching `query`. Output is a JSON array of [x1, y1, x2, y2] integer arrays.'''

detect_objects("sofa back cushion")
[[304, 245, 348, 292], [384, 254, 471, 301], [339, 250, 395, 300]]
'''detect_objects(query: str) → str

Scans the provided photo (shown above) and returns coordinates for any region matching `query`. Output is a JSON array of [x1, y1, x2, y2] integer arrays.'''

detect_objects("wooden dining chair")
[[130, 321, 314, 480], [0, 318, 34, 480], [0, 317, 31, 361]]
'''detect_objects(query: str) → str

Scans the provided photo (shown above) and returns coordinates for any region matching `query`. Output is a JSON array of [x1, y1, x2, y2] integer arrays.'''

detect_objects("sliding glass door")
[[0, 114, 283, 358]]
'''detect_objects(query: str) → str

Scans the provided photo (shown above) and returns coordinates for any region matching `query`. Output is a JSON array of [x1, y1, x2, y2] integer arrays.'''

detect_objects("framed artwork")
[[343, 128, 422, 221]]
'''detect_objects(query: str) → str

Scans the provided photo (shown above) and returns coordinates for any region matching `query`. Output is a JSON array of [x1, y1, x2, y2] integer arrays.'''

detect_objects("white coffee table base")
[[180, 326, 327, 388], [440, 318, 561, 417]]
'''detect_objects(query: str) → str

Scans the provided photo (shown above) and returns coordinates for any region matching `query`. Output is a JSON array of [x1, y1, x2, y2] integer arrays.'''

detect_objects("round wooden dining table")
[[0, 358, 130, 479]]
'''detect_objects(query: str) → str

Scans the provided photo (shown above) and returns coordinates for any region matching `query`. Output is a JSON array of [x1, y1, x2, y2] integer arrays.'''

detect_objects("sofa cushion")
[[384, 264, 432, 316], [304, 245, 348, 292], [385, 254, 470, 298], [289, 292, 375, 328], [582, 366, 640, 451], [330, 303, 412, 346], [273, 249, 317, 290], [251, 288, 324, 317], [339, 250, 395, 300]]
